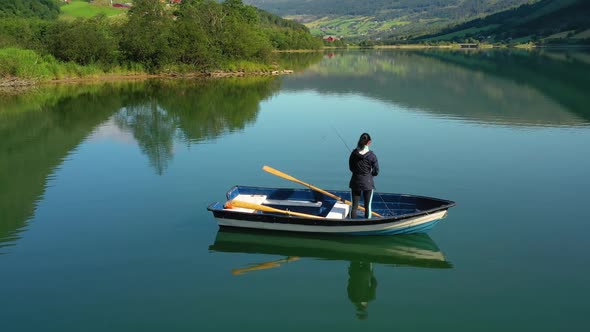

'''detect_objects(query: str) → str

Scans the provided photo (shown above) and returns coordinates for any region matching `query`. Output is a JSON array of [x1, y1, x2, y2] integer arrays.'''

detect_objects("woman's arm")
[[371, 153, 379, 176]]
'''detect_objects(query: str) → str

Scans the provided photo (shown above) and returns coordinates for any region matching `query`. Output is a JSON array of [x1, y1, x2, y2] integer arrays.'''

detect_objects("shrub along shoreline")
[[0, 47, 296, 88]]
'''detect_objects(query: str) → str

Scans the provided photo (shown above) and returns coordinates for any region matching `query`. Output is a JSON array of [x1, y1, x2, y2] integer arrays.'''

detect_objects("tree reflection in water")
[[0, 84, 127, 250], [112, 78, 280, 175], [0, 76, 288, 249], [114, 100, 178, 175]]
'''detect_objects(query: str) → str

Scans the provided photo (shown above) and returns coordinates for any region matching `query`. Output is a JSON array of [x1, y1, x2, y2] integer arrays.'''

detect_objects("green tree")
[[0, 0, 60, 20], [0, 18, 51, 51], [217, 0, 273, 62], [46, 15, 119, 66], [120, 0, 174, 71], [172, 0, 222, 68]]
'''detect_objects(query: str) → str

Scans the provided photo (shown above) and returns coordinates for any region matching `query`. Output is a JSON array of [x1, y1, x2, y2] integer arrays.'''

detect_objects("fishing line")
[[332, 126, 352, 152]]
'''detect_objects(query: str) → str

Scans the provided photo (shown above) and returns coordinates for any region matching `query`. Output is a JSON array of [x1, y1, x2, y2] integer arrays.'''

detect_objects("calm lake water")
[[1, 49, 590, 331]]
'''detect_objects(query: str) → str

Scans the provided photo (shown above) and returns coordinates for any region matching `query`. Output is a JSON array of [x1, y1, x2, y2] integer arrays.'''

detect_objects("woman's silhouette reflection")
[[347, 261, 377, 320]]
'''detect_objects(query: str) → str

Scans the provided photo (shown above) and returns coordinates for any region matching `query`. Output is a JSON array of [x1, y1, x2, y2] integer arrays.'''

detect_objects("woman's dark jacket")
[[349, 148, 379, 191]]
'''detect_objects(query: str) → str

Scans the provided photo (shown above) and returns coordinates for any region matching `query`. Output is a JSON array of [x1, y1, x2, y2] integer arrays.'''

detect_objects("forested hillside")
[[420, 0, 590, 44], [0, 0, 60, 19], [245, 0, 533, 38]]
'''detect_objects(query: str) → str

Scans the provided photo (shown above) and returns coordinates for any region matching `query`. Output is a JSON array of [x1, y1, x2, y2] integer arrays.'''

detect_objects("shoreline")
[[0, 69, 295, 89], [2, 43, 587, 89], [325, 43, 590, 50]]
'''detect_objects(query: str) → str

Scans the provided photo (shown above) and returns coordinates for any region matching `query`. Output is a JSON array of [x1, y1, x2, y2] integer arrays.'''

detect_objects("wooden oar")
[[227, 199, 325, 220], [231, 257, 300, 276], [262, 165, 382, 218]]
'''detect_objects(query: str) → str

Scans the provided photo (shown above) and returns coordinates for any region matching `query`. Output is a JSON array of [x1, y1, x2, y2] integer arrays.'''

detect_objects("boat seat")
[[264, 199, 322, 207], [225, 194, 267, 213], [326, 202, 350, 219]]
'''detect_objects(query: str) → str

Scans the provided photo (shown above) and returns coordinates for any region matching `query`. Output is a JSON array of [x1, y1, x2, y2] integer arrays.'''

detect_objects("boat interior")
[[209, 186, 453, 219]]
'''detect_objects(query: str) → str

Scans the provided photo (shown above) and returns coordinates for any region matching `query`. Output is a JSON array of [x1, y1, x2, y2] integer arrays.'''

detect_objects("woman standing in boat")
[[349, 133, 379, 219]]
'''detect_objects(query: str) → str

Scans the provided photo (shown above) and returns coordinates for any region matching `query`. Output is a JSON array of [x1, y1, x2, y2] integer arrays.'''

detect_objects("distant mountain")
[[245, 0, 529, 19], [420, 0, 590, 44], [244, 0, 534, 38]]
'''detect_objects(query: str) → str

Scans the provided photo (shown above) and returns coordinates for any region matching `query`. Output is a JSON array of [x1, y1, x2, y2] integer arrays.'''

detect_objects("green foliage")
[[0, 47, 57, 79], [358, 40, 376, 48], [45, 15, 119, 66], [257, 8, 309, 32], [119, 0, 275, 70], [1, 0, 321, 81], [172, 0, 222, 68], [218, 0, 273, 61], [0, 18, 52, 51], [0, 0, 60, 20], [0, 47, 101, 79], [170, 0, 276, 68], [120, 0, 175, 71], [265, 27, 323, 50], [256, 6, 322, 50], [324, 38, 347, 48]]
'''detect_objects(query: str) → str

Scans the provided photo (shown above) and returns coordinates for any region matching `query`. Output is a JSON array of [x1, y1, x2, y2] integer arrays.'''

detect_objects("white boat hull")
[[215, 210, 448, 235]]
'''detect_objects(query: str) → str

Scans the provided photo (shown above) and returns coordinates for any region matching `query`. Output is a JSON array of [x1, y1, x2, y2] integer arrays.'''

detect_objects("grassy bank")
[[0, 47, 290, 87], [0, 48, 143, 85]]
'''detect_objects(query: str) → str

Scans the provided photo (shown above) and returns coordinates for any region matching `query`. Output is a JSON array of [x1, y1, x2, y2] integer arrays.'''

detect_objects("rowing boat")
[[207, 185, 456, 235]]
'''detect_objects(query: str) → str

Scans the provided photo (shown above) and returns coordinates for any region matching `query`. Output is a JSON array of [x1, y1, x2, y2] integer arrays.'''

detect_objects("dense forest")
[[0, 0, 60, 19], [0, 0, 322, 81], [418, 0, 590, 44]]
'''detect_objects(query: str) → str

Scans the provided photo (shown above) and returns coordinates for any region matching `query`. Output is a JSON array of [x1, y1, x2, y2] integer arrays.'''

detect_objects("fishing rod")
[[332, 126, 352, 152]]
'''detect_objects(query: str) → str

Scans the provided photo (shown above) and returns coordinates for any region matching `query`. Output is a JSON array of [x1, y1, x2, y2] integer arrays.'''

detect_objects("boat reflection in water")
[[209, 229, 452, 319]]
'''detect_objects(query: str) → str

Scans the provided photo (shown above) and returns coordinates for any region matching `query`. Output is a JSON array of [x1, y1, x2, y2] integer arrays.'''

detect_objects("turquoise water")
[[1, 49, 590, 331]]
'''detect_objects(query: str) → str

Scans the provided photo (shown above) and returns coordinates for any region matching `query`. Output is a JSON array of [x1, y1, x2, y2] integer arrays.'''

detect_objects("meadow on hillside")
[[60, 0, 128, 19]]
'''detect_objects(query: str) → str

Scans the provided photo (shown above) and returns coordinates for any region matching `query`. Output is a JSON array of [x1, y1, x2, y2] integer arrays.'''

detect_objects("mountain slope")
[[245, 0, 529, 19], [244, 0, 534, 38], [420, 0, 590, 43]]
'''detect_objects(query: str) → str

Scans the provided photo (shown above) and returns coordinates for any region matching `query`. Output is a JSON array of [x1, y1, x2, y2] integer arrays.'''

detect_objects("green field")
[[425, 24, 501, 41], [300, 16, 411, 37], [60, 0, 128, 19]]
